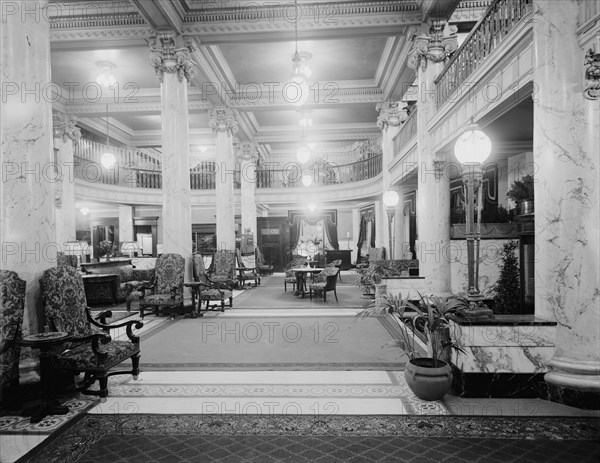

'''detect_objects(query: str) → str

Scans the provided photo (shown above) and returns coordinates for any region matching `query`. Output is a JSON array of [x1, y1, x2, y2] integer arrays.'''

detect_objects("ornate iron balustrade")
[[393, 107, 418, 156], [435, 0, 532, 108], [74, 138, 382, 190]]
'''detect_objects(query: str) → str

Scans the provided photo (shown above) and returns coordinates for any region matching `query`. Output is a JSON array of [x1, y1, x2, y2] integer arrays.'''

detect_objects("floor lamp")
[[383, 190, 400, 260], [454, 118, 494, 320]]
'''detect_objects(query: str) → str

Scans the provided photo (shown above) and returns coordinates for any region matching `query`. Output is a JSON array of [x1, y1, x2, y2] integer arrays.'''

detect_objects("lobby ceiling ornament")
[[148, 32, 197, 83], [376, 100, 408, 131], [584, 46, 600, 100], [283, 0, 311, 107], [408, 20, 458, 70], [208, 107, 239, 136]]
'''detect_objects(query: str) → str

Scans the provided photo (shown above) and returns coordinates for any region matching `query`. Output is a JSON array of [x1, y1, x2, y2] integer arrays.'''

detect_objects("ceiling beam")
[[130, 0, 185, 33]]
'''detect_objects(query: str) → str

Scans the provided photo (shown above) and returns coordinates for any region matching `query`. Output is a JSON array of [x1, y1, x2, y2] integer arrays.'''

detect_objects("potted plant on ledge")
[[507, 174, 534, 216], [357, 292, 466, 401]]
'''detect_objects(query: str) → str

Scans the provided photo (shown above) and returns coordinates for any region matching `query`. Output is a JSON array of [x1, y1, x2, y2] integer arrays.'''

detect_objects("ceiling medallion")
[[95, 61, 117, 88]]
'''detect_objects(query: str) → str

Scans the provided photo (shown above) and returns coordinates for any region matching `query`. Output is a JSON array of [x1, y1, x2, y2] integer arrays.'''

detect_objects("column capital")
[[408, 20, 458, 71], [148, 31, 196, 83], [584, 46, 600, 100], [236, 141, 260, 163], [52, 113, 81, 142], [376, 100, 408, 131], [209, 107, 239, 136]]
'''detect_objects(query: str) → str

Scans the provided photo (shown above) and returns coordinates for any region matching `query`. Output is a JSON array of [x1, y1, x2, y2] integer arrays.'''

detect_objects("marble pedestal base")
[[450, 315, 557, 398], [539, 383, 600, 410]]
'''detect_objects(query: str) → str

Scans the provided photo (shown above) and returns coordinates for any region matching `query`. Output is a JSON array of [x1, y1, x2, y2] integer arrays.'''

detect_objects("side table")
[[21, 332, 73, 423]]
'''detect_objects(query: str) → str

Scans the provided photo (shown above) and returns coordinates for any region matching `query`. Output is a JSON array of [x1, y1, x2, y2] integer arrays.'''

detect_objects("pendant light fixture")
[[283, 0, 311, 107], [100, 104, 116, 169]]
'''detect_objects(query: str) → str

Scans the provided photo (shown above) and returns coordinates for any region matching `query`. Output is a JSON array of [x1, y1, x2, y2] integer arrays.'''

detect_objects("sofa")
[[81, 260, 155, 307]]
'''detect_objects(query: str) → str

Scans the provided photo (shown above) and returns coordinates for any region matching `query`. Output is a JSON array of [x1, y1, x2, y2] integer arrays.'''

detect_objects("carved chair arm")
[[85, 308, 143, 343], [0, 322, 21, 355]]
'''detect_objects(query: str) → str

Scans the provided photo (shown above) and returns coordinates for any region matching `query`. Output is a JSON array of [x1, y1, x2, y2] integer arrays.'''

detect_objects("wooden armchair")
[[236, 249, 260, 288], [0, 270, 26, 407], [138, 253, 185, 318], [309, 267, 339, 302], [327, 259, 343, 281], [185, 254, 233, 317], [40, 266, 143, 400], [284, 255, 307, 292], [255, 247, 274, 275]]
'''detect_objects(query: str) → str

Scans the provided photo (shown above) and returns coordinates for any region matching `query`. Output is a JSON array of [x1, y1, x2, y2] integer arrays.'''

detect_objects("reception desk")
[[325, 250, 353, 270]]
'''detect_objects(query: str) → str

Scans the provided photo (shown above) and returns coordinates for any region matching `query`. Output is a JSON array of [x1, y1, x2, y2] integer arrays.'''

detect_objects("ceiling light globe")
[[454, 123, 492, 165], [383, 190, 400, 208], [80, 207, 90, 216], [284, 76, 310, 107], [296, 145, 311, 163], [101, 151, 117, 169], [301, 175, 313, 187]]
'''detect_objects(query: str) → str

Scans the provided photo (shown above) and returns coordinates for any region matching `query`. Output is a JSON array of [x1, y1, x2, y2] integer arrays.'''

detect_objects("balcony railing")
[[74, 138, 382, 190], [435, 0, 532, 108], [393, 108, 418, 156]]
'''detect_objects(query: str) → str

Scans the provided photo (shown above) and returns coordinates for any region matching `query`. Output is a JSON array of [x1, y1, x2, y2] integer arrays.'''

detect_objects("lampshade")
[[101, 151, 116, 169], [383, 190, 400, 208], [301, 175, 313, 187], [454, 121, 492, 165], [296, 145, 311, 163]]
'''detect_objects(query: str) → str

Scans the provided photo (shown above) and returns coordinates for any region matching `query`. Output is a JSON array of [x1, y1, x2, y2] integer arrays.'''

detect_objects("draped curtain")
[[356, 206, 376, 262], [288, 210, 339, 254]]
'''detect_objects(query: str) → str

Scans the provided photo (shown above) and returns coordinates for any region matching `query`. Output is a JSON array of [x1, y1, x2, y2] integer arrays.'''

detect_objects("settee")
[[81, 260, 154, 306]]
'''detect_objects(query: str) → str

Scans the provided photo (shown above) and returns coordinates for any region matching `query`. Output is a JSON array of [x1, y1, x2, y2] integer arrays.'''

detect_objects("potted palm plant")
[[507, 174, 534, 215], [357, 292, 466, 400]]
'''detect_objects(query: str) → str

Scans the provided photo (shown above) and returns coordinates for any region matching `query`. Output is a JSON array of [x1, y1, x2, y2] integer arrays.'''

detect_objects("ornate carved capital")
[[408, 20, 458, 71], [148, 32, 196, 83], [208, 107, 238, 136], [584, 47, 600, 100], [236, 141, 260, 163], [52, 113, 81, 142], [375, 100, 408, 131]]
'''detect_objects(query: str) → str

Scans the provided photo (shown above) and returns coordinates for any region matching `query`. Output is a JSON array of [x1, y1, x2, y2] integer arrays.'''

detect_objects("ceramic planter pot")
[[404, 357, 453, 401], [517, 199, 534, 216]]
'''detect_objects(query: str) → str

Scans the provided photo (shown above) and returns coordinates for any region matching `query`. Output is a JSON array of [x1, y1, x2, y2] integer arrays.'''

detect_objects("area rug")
[[133, 315, 407, 370], [18, 414, 600, 463], [89, 310, 138, 324]]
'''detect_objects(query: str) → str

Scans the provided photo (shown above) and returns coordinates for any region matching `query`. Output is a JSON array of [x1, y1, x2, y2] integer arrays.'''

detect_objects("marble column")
[[1, 0, 56, 333], [209, 107, 238, 251], [236, 142, 259, 244], [149, 32, 195, 283], [532, 0, 600, 399], [118, 205, 134, 242], [377, 101, 406, 260], [393, 187, 405, 260], [374, 200, 385, 254], [53, 114, 81, 249], [408, 20, 458, 295]]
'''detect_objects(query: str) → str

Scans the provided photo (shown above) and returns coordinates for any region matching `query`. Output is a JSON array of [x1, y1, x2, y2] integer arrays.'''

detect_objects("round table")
[[290, 267, 322, 298]]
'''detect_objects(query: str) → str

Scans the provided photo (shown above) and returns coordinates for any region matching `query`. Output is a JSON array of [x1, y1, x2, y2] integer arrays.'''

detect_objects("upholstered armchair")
[[255, 247, 274, 275], [208, 250, 237, 289], [0, 270, 26, 406], [138, 253, 185, 318], [309, 267, 339, 302], [284, 255, 307, 292], [40, 266, 143, 400], [236, 249, 260, 288], [185, 254, 233, 317]]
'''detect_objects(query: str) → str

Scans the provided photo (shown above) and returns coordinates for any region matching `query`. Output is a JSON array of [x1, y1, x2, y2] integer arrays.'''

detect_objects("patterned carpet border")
[[18, 414, 600, 463]]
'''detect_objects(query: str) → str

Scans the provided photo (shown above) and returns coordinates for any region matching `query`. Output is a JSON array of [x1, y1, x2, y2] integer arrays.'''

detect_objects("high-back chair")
[[0, 270, 26, 406], [309, 267, 339, 302], [327, 259, 343, 281], [284, 255, 307, 292], [236, 249, 260, 288], [139, 253, 185, 318], [255, 247, 273, 275], [208, 249, 237, 289], [185, 253, 233, 317], [40, 266, 143, 400]]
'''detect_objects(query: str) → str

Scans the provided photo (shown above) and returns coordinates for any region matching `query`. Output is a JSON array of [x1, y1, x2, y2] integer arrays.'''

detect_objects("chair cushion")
[[54, 340, 139, 371], [198, 289, 232, 300], [143, 294, 183, 305], [284, 277, 296, 283], [310, 282, 326, 291]]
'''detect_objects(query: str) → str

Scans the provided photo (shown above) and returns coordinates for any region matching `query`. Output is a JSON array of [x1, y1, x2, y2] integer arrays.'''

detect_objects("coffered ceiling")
[[48, 0, 467, 162]]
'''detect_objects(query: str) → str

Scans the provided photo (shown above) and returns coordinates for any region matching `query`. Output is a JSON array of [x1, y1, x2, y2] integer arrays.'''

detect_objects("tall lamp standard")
[[383, 190, 400, 260], [454, 119, 494, 320]]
